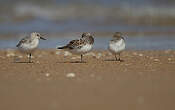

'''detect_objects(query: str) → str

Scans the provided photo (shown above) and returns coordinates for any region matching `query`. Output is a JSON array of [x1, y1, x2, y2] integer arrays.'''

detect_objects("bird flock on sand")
[[16, 32, 126, 63]]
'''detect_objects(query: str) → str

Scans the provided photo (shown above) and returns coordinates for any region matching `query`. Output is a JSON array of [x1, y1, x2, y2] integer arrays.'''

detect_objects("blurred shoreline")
[[0, 0, 175, 50], [0, 2, 175, 35]]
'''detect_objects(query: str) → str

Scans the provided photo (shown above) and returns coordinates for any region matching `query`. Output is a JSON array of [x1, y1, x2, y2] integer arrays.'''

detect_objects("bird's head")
[[31, 32, 46, 40]]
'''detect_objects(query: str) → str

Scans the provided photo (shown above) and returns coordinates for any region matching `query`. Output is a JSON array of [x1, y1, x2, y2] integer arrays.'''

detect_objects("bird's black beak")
[[40, 37, 46, 40], [40, 34, 47, 40]]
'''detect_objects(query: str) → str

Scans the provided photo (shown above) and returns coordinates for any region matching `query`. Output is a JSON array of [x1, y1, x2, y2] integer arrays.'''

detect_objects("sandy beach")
[[0, 49, 175, 110]]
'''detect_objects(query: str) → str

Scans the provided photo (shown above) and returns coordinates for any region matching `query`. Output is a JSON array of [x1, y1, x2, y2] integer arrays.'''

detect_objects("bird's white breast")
[[19, 39, 39, 53], [108, 39, 125, 54], [70, 44, 93, 54]]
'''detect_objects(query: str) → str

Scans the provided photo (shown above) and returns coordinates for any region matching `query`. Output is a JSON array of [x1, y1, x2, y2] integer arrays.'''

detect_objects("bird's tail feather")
[[16, 44, 20, 47], [57, 46, 68, 49]]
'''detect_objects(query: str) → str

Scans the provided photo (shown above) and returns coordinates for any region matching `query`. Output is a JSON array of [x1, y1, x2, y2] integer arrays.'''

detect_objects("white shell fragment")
[[64, 51, 72, 56], [45, 73, 50, 77], [66, 73, 76, 78]]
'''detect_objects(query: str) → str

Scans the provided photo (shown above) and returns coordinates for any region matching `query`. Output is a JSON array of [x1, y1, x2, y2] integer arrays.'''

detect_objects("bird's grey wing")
[[16, 36, 30, 47]]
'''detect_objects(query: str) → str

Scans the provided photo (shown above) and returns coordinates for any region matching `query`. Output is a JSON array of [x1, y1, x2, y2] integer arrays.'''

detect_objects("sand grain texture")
[[0, 50, 175, 110]]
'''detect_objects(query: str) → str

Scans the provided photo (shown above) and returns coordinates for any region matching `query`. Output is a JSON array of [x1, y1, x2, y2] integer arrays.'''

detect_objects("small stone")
[[154, 59, 159, 62], [45, 73, 50, 77], [18, 55, 23, 58], [6, 52, 15, 57], [6, 49, 15, 57], [36, 61, 40, 64], [139, 54, 143, 57], [64, 51, 72, 56], [56, 51, 61, 55], [66, 73, 76, 78], [168, 58, 172, 61], [85, 52, 96, 56]]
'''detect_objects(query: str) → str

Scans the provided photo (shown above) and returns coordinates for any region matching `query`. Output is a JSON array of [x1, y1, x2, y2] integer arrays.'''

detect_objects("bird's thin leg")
[[81, 54, 83, 62], [29, 53, 32, 63], [115, 54, 118, 61], [118, 53, 121, 61]]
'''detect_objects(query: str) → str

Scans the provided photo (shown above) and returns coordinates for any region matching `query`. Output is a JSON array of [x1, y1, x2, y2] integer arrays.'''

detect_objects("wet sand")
[[0, 49, 175, 110]]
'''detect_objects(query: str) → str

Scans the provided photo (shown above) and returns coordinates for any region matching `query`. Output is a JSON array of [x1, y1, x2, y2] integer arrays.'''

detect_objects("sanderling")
[[108, 32, 126, 61], [57, 32, 94, 62], [16, 32, 46, 63]]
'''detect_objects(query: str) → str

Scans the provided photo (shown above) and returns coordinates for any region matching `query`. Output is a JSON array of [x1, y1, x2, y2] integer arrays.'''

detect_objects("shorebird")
[[108, 32, 126, 61], [57, 32, 94, 63], [16, 32, 46, 63]]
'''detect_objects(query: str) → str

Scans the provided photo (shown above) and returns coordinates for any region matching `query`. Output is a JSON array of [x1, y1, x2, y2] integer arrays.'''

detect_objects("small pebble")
[[6, 53, 15, 57], [56, 51, 61, 55], [36, 61, 40, 64], [45, 73, 50, 77], [85, 52, 96, 56], [64, 51, 72, 56], [154, 59, 160, 62], [168, 58, 172, 61], [18, 55, 23, 58], [6, 49, 15, 57], [139, 54, 143, 57], [66, 73, 76, 78]]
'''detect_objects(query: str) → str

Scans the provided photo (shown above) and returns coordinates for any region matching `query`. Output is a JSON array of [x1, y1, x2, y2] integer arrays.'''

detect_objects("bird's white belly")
[[70, 44, 93, 54], [19, 40, 39, 53], [108, 39, 125, 54]]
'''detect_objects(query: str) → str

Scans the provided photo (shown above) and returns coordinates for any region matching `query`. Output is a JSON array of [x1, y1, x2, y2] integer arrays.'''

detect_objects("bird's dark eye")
[[37, 34, 39, 36]]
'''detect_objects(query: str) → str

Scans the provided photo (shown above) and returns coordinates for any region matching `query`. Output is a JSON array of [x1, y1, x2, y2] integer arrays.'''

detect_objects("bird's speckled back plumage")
[[58, 32, 94, 50]]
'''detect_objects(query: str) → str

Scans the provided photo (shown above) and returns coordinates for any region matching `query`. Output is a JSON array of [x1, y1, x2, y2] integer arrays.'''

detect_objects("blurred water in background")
[[0, 0, 175, 49]]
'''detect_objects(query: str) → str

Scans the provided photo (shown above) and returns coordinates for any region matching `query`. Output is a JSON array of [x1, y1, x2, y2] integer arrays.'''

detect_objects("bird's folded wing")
[[67, 39, 85, 49], [16, 36, 30, 47]]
